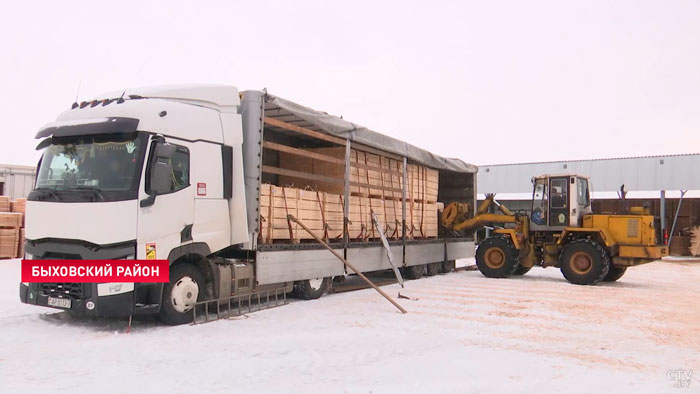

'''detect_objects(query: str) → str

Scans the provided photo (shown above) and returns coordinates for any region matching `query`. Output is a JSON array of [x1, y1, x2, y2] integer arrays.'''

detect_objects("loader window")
[[577, 178, 590, 207], [531, 182, 547, 225], [550, 179, 567, 209]]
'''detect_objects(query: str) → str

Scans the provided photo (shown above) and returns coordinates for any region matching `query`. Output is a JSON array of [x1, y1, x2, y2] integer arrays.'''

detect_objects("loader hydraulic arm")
[[441, 194, 519, 232]]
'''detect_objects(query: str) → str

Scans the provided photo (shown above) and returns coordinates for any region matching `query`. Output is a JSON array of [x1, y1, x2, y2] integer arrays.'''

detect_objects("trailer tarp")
[[264, 93, 477, 174]]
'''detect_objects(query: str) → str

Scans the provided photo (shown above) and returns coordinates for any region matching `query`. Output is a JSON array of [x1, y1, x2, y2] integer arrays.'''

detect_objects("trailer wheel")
[[426, 262, 441, 276], [159, 263, 204, 325], [559, 239, 610, 285], [402, 264, 426, 280], [513, 264, 532, 275], [293, 277, 331, 300], [441, 260, 456, 273], [603, 266, 627, 282], [475, 236, 519, 278]]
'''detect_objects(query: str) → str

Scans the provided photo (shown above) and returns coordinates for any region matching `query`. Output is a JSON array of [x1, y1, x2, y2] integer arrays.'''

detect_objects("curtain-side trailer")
[[19, 85, 477, 324]]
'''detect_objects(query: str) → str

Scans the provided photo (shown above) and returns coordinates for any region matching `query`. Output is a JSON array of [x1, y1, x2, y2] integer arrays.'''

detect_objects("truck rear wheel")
[[475, 236, 519, 278], [401, 264, 426, 280], [603, 266, 627, 282], [293, 277, 331, 300], [559, 239, 610, 285], [159, 263, 204, 325], [426, 262, 441, 276], [441, 260, 456, 273]]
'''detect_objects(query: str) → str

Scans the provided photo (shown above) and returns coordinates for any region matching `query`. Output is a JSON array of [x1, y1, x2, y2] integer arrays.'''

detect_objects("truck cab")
[[20, 86, 249, 323]]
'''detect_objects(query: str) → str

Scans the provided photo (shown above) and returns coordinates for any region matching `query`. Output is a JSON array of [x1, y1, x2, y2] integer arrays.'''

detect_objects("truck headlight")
[[119, 254, 135, 260], [24, 252, 33, 260]]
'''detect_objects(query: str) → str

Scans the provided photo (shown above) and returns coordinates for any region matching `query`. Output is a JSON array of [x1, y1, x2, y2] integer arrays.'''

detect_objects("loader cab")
[[530, 174, 592, 231]]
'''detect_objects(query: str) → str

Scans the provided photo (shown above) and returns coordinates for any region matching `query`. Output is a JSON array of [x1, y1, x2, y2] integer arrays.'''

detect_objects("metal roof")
[[479, 153, 700, 194]]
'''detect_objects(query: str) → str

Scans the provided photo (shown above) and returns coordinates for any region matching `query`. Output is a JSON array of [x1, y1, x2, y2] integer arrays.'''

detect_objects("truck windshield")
[[31, 133, 148, 202]]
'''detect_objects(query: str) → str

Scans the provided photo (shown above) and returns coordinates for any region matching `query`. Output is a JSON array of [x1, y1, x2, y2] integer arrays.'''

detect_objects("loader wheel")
[[475, 236, 519, 278], [559, 240, 610, 285], [603, 266, 627, 282], [426, 262, 441, 276], [293, 277, 331, 300], [512, 264, 533, 275], [441, 260, 456, 273], [402, 264, 426, 280], [159, 263, 205, 325]]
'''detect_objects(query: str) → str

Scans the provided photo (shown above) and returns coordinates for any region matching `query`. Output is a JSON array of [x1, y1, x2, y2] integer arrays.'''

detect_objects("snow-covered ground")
[[0, 258, 698, 393]]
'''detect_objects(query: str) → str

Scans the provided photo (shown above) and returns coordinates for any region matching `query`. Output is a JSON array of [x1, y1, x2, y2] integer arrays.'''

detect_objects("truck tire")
[[402, 264, 426, 280], [512, 264, 532, 275], [559, 239, 610, 285], [293, 277, 331, 300], [441, 260, 456, 273], [603, 266, 627, 282], [426, 262, 441, 276], [475, 236, 519, 278], [159, 263, 205, 325]]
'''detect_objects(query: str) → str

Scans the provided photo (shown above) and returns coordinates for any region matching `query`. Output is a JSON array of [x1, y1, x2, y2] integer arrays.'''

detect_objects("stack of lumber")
[[278, 147, 439, 202], [0, 197, 24, 259], [690, 226, 700, 257], [260, 184, 437, 243]]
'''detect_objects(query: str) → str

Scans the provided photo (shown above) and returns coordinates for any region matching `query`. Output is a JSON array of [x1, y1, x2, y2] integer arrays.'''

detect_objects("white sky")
[[1, 0, 699, 167]]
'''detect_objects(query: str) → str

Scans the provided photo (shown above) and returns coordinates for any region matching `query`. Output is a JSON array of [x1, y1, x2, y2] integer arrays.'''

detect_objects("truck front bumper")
[[19, 282, 162, 317]]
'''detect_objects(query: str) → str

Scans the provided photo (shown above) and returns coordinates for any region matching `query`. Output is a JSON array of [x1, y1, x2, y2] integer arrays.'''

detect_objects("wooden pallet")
[[0, 228, 18, 258], [277, 147, 438, 203], [259, 184, 438, 243]]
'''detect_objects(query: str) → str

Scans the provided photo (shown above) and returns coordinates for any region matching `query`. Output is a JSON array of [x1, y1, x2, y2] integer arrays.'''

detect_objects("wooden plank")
[[349, 182, 402, 194], [264, 117, 346, 146], [262, 166, 344, 185], [352, 142, 402, 161], [263, 141, 346, 165]]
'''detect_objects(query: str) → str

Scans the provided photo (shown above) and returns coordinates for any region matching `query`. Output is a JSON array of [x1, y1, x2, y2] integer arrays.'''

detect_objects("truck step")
[[191, 286, 289, 325]]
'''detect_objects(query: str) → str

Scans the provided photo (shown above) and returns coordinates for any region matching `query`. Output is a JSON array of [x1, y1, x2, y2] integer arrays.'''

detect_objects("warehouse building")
[[0, 164, 36, 200], [478, 153, 700, 255]]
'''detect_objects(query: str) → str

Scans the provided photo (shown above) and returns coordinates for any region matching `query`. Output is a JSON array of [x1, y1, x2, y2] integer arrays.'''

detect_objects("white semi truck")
[[19, 85, 477, 324]]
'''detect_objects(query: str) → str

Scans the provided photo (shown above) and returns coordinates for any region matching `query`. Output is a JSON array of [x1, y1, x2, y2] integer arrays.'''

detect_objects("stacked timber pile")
[[0, 197, 24, 259], [259, 147, 439, 243], [689, 226, 700, 257]]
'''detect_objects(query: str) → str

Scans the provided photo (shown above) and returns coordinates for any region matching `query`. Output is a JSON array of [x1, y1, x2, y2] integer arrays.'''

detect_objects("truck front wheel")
[[559, 239, 610, 285], [293, 277, 331, 300], [475, 236, 519, 278], [159, 263, 205, 325]]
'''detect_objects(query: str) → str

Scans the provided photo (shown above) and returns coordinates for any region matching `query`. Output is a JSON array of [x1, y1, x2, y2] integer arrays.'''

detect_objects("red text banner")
[[21, 260, 169, 283]]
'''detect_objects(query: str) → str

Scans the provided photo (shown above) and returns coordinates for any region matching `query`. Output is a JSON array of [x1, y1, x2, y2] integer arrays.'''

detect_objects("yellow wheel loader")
[[442, 174, 668, 285]]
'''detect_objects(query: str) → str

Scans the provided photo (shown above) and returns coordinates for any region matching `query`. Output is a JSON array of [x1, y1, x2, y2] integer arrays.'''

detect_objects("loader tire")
[[426, 262, 441, 276], [402, 264, 426, 280], [441, 260, 456, 273], [559, 239, 610, 285], [475, 236, 519, 278], [603, 266, 627, 282], [512, 264, 533, 275], [159, 263, 205, 326], [293, 277, 331, 300]]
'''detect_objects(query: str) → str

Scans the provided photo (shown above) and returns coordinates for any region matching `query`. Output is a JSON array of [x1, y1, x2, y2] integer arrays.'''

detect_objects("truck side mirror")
[[140, 142, 176, 207], [150, 160, 173, 194]]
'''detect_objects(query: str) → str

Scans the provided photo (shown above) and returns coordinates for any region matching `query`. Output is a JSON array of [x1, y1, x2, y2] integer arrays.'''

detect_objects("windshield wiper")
[[66, 186, 106, 201], [34, 187, 61, 201]]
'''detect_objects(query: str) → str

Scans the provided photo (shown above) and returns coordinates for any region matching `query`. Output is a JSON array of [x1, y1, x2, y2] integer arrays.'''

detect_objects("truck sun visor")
[[35, 117, 140, 139]]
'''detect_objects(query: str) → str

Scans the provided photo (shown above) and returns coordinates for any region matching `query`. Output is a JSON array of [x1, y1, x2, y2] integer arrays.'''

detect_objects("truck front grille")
[[40, 283, 87, 300]]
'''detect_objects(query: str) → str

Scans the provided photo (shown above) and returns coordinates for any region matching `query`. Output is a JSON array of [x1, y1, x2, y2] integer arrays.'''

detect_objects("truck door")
[[136, 138, 195, 260], [549, 177, 569, 227]]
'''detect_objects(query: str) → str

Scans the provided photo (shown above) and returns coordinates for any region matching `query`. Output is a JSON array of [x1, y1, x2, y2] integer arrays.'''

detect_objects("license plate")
[[47, 297, 71, 309]]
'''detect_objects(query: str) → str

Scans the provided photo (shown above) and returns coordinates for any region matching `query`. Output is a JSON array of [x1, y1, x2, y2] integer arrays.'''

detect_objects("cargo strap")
[[315, 191, 330, 240], [281, 187, 295, 241]]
